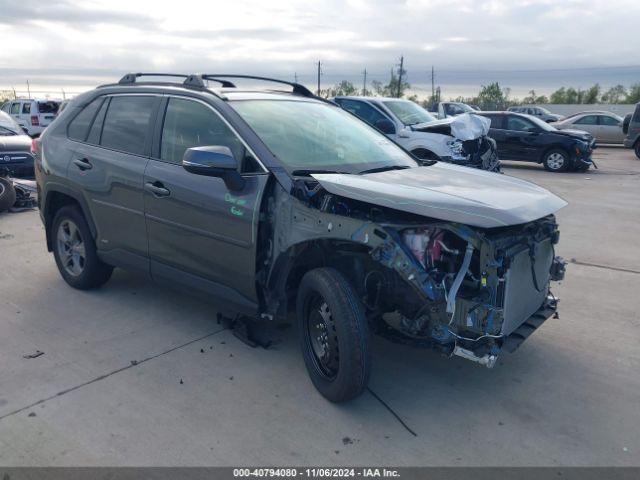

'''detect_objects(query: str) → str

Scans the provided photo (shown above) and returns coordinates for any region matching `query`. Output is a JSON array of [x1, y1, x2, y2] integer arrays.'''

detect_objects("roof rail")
[[201, 74, 315, 98], [117, 73, 236, 88]]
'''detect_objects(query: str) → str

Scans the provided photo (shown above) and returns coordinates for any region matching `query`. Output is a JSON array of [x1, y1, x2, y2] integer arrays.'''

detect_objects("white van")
[[0, 99, 61, 137]]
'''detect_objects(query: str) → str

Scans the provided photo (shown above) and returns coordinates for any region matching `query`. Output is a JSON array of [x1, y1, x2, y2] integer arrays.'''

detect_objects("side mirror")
[[374, 118, 396, 135], [182, 146, 245, 191]]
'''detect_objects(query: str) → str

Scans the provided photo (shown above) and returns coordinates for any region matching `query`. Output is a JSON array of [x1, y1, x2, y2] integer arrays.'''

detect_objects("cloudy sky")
[[1, 0, 639, 97]]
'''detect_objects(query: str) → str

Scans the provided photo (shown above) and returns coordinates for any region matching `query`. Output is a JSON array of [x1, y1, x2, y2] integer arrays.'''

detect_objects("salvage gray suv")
[[35, 74, 567, 402]]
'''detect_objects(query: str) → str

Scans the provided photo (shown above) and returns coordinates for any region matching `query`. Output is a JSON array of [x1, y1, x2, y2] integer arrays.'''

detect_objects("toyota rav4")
[[35, 74, 567, 402]]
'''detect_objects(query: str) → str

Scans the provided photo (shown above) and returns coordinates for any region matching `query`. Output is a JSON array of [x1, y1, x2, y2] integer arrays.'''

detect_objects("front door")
[[144, 96, 268, 307], [502, 115, 540, 161]]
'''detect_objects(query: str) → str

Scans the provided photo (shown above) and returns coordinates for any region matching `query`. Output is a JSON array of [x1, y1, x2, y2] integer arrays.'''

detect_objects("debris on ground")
[[28, 412, 36, 417], [130, 360, 138, 366], [23, 350, 44, 359], [342, 437, 354, 445], [179, 379, 184, 385]]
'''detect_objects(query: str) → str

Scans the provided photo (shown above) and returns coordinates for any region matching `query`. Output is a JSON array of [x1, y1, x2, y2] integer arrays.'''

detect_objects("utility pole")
[[294, 72, 298, 83], [316, 61, 322, 96], [396, 55, 404, 98], [11, 86, 16, 99], [362, 68, 367, 96], [61, 88, 66, 100], [27, 80, 31, 99], [431, 66, 435, 103]]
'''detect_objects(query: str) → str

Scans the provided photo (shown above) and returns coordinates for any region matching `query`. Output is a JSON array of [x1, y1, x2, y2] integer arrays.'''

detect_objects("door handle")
[[73, 158, 92, 171], [145, 181, 171, 197]]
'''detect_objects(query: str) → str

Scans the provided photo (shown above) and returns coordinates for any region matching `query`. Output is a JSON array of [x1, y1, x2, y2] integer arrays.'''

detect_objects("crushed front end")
[[369, 217, 566, 366]]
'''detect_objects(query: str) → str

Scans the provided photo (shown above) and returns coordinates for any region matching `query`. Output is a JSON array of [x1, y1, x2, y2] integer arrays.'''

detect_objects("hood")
[[411, 113, 490, 141], [552, 128, 593, 141], [0, 134, 32, 152], [312, 163, 567, 228]]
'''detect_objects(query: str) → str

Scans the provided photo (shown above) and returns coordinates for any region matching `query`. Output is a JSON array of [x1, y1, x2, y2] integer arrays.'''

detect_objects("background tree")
[[626, 84, 640, 104], [476, 82, 508, 110], [583, 84, 601, 104], [601, 84, 627, 103]]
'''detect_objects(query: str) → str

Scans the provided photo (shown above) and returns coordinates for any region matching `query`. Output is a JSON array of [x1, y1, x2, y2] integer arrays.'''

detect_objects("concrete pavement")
[[0, 147, 638, 466]]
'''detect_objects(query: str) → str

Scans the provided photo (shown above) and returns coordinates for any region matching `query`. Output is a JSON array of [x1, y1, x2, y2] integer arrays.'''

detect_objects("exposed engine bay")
[[257, 173, 567, 367]]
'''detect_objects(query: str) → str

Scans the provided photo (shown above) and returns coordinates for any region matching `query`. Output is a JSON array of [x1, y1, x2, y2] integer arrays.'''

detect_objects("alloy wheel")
[[546, 152, 566, 170], [56, 219, 86, 276]]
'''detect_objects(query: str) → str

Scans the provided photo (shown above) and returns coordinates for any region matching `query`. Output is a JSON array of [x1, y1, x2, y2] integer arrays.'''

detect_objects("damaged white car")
[[333, 96, 500, 171]]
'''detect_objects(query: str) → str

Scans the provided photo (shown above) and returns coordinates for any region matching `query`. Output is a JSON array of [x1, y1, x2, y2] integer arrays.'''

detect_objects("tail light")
[[31, 115, 39, 126], [31, 138, 37, 156]]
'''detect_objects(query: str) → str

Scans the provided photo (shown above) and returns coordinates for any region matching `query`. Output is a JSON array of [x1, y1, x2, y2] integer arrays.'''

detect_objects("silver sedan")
[[551, 111, 625, 144]]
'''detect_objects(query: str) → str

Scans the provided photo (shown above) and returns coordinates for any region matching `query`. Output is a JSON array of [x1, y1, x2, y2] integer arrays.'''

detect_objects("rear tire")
[[297, 267, 371, 403], [543, 149, 569, 172], [635, 141, 640, 160], [52, 206, 113, 290], [0, 178, 16, 212]]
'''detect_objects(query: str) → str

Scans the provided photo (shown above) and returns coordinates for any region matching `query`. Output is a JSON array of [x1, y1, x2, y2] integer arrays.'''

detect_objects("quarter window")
[[67, 97, 104, 142], [100, 96, 156, 156], [86, 98, 109, 144], [160, 98, 258, 172]]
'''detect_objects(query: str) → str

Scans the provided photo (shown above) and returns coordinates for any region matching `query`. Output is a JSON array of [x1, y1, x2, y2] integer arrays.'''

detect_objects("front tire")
[[297, 268, 371, 403], [543, 149, 569, 172], [52, 206, 113, 290]]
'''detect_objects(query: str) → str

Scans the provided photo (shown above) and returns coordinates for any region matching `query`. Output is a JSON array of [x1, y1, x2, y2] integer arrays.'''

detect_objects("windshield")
[[231, 100, 418, 174], [382, 100, 436, 126], [0, 112, 22, 135]]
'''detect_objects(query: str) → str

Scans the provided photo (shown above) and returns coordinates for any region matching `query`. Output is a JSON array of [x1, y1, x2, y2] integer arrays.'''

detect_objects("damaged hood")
[[312, 163, 567, 228], [411, 113, 490, 141]]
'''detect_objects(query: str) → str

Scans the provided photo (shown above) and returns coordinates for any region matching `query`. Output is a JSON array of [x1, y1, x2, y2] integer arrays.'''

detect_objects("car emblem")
[[3, 155, 10, 162]]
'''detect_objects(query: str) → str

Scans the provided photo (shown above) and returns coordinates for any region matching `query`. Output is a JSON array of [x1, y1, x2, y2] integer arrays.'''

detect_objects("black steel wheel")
[[297, 267, 370, 403]]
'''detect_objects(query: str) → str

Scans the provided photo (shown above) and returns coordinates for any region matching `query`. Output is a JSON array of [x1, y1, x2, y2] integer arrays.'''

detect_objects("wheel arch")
[[264, 238, 373, 318], [43, 185, 96, 252]]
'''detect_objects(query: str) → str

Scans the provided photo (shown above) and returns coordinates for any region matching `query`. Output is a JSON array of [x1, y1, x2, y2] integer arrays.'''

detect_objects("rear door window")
[[483, 114, 504, 129], [67, 97, 104, 142], [22, 103, 31, 114], [574, 115, 598, 125], [37, 101, 59, 115], [100, 96, 157, 156], [599, 115, 620, 126], [10, 103, 20, 115]]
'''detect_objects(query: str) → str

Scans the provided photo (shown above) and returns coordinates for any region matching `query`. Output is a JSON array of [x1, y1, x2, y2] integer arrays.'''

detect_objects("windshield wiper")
[[291, 169, 351, 176], [358, 165, 411, 175]]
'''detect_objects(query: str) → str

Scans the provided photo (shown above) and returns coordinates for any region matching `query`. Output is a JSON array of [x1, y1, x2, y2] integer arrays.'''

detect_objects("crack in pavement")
[[570, 259, 640, 275], [0, 328, 226, 422], [367, 387, 417, 437]]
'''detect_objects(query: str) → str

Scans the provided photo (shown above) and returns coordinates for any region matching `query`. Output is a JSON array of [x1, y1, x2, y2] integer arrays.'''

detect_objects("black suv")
[[478, 111, 595, 172], [35, 74, 567, 402]]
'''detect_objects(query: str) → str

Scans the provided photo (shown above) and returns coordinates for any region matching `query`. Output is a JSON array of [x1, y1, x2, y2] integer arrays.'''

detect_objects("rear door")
[[67, 94, 160, 270], [144, 96, 268, 308], [482, 114, 509, 157]]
